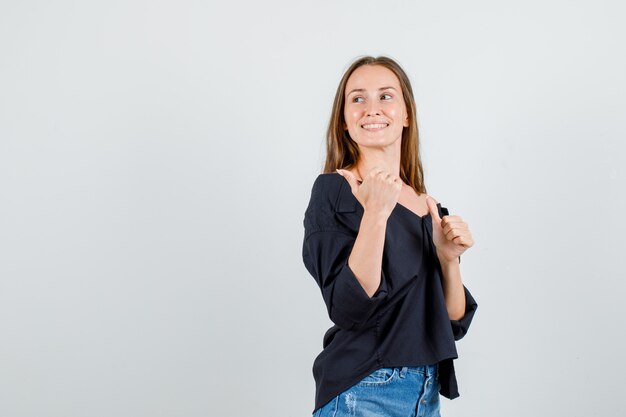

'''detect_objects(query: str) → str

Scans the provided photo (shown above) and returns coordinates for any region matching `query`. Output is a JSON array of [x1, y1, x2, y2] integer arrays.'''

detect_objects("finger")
[[374, 170, 389, 181], [453, 235, 471, 248], [336, 169, 360, 195], [447, 229, 471, 245], [367, 166, 385, 179], [453, 236, 468, 247], [445, 228, 460, 241], [385, 174, 397, 184], [425, 196, 441, 223], [442, 222, 468, 235], [442, 215, 464, 224]]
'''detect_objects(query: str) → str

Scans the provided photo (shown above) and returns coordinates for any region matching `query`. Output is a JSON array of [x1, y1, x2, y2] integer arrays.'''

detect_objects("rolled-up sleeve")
[[449, 284, 478, 341], [303, 229, 389, 331]]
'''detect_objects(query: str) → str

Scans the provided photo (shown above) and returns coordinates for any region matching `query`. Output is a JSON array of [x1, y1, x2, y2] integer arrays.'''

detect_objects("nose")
[[366, 100, 382, 116]]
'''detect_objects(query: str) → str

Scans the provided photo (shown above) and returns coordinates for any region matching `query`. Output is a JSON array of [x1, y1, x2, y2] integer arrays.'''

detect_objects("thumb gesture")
[[336, 169, 360, 196], [426, 196, 474, 264]]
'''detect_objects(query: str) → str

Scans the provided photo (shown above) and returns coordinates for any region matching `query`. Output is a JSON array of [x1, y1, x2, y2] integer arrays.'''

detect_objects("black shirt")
[[302, 172, 478, 413]]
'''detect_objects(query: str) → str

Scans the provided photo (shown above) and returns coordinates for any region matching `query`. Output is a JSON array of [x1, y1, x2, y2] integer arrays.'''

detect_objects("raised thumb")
[[336, 169, 360, 195], [426, 195, 442, 224]]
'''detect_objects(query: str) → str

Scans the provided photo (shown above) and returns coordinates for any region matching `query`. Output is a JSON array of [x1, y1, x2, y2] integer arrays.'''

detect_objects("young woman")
[[302, 56, 479, 417]]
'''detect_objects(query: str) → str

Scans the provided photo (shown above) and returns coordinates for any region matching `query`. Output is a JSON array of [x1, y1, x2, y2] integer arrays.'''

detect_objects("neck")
[[355, 157, 400, 182], [353, 137, 402, 181]]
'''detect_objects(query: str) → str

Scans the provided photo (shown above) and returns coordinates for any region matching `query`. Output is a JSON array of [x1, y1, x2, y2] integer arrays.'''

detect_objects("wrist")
[[439, 256, 460, 270], [362, 209, 389, 227]]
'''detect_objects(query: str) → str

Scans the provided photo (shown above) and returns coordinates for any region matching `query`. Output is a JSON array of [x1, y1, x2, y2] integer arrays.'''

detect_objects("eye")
[[351, 94, 392, 103]]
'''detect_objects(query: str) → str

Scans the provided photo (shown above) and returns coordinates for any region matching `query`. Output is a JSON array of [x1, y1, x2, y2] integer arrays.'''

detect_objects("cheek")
[[344, 110, 360, 124], [345, 106, 357, 116], [386, 105, 402, 117]]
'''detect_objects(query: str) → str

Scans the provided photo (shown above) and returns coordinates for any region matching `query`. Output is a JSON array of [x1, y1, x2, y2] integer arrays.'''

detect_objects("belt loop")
[[399, 366, 408, 378]]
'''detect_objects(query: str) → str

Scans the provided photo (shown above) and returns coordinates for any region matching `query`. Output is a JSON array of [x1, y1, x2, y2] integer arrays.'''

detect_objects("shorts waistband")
[[393, 363, 438, 378]]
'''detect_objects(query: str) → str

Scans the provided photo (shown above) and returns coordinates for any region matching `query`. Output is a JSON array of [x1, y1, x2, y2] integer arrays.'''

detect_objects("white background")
[[1, 1, 624, 416]]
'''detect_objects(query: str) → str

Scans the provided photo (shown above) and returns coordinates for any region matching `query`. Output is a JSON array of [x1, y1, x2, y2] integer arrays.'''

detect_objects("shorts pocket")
[[355, 367, 396, 387]]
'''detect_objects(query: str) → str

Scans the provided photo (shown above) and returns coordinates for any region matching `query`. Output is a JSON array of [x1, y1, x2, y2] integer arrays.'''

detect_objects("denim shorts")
[[313, 364, 441, 417]]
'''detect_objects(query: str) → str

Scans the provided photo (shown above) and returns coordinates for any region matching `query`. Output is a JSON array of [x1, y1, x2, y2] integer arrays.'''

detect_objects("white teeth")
[[362, 123, 388, 129]]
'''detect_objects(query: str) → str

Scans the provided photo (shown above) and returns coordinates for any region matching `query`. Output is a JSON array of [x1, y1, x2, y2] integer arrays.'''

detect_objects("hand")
[[426, 196, 474, 264], [336, 167, 402, 219]]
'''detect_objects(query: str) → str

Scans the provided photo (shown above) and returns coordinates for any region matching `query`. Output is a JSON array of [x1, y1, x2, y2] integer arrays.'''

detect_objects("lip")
[[361, 123, 389, 132]]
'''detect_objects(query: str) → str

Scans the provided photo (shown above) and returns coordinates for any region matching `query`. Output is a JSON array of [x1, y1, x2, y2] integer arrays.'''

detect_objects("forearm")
[[348, 210, 388, 298], [439, 257, 466, 320]]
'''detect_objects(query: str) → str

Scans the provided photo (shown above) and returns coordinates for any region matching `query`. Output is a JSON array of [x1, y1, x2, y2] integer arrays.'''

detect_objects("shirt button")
[[422, 399, 427, 404]]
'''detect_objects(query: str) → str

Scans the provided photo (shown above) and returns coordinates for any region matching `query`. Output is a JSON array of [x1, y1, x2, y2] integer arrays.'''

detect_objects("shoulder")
[[425, 194, 439, 205], [303, 172, 345, 233], [308, 172, 344, 207], [311, 172, 343, 190]]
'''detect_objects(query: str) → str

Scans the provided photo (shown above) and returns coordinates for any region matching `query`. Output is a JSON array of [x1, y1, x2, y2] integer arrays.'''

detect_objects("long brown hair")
[[322, 55, 427, 195]]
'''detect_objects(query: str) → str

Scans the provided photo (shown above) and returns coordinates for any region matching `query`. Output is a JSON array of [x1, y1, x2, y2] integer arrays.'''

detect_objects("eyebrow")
[[346, 86, 397, 96]]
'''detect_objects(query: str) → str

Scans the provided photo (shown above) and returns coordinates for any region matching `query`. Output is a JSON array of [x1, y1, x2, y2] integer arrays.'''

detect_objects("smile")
[[361, 123, 389, 131]]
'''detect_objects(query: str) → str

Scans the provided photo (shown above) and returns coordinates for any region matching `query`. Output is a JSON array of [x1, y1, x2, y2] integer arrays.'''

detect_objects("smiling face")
[[343, 64, 409, 148]]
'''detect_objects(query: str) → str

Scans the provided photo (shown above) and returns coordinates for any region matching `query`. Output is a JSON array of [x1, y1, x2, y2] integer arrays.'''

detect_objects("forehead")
[[345, 65, 401, 94]]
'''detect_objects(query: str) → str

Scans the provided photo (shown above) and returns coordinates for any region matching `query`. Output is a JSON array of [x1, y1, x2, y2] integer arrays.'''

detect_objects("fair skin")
[[336, 64, 474, 321]]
